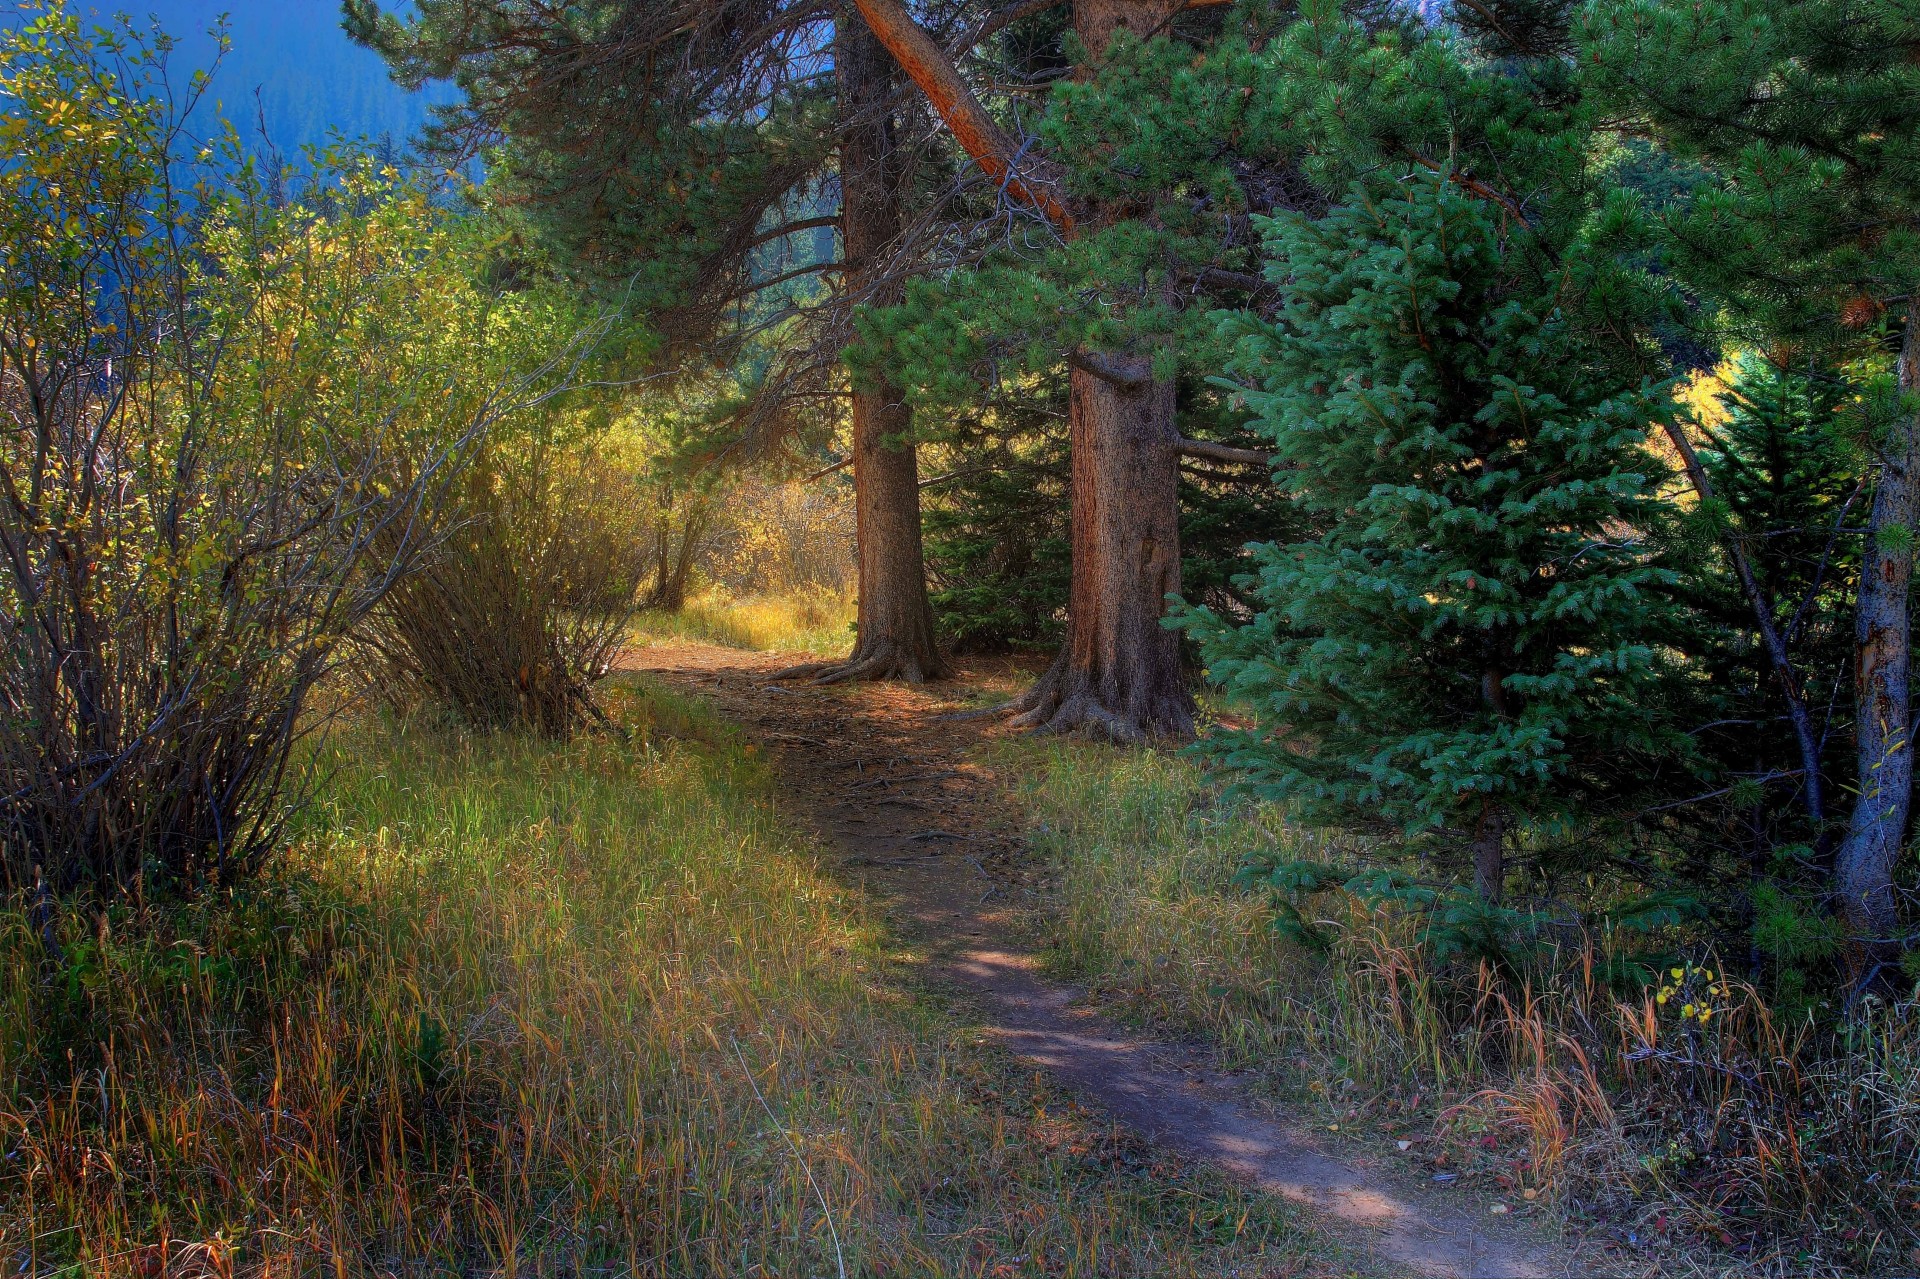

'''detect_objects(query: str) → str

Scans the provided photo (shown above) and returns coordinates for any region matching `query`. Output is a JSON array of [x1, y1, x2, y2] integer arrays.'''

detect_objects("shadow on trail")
[[627, 642, 1569, 1279]]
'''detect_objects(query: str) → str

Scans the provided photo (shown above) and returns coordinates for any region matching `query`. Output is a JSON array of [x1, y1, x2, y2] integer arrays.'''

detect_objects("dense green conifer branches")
[[1582, 0, 1920, 973], [1184, 173, 1681, 901]]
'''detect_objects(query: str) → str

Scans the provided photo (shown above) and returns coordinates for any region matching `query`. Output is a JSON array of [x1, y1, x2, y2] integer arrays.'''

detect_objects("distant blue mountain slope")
[[18, 2, 451, 160]]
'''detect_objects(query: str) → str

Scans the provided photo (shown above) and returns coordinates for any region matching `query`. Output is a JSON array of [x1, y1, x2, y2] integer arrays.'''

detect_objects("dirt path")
[[628, 643, 1571, 1279]]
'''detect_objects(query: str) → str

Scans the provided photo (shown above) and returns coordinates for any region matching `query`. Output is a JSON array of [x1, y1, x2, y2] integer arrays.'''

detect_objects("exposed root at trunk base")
[[769, 642, 949, 686], [946, 657, 1194, 744]]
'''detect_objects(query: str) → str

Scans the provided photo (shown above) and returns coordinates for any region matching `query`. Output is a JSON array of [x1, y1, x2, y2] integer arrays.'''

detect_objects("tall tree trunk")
[[1003, 362, 1193, 740], [1003, 0, 1195, 738], [784, 9, 947, 683], [841, 381, 945, 681], [1835, 298, 1920, 985], [846, 0, 1192, 728]]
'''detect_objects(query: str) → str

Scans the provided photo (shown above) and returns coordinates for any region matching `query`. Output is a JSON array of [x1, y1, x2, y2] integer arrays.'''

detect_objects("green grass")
[[631, 586, 857, 658], [0, 678, 1349, 1276]]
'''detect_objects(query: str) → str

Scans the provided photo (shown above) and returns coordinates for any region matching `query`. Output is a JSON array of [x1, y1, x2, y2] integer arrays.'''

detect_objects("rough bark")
[[1472, 801, 1508, 906], [779, 9, 948, 684], [1073, 0, 1185, 65], [1000, 363, 1194, 740], [847, 0, 1195, 734], [1835, 298, 1920, 985], [999, 0, 1195, 739]]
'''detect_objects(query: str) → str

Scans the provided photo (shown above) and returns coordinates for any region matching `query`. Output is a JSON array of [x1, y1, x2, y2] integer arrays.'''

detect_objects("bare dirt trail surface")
[[627, 642, 1573, 1279]]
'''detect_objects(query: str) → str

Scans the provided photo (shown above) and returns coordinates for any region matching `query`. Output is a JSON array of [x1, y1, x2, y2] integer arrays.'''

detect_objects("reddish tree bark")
[[783, 8, 949, 683], [853, 0, 1197, 738], [848, 0, 1073, 227], [1003, 362, 1193, 740]]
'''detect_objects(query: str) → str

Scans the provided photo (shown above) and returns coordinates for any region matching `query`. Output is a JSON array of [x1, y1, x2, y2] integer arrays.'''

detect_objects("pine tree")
[[848, 0, 1333, 740], [1580, 0, 1920, 974], [1185, 171, 1681, 904], [1661, 359, 1862, 819], [1665, 357, 1862, 991], [347, 0, 952, 682]]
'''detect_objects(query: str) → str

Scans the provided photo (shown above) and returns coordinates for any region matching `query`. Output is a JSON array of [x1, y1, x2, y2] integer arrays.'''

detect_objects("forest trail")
[[627, 642, 1573, 1279]]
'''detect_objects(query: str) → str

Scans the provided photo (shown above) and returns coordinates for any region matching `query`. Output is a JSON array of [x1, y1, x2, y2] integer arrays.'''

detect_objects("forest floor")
[[626, 641, 1578, 1279]]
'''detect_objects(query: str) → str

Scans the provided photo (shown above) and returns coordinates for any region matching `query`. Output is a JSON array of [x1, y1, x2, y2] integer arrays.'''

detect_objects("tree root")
[[934, 659, 1189, 744], [768, 643, 947, 686]]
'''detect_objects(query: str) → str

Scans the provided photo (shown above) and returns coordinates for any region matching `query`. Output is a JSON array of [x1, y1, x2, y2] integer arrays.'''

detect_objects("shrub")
[[1017, 740, 1920, 1272], [0, 7, 592, 898], [363, 434, 651, 735]]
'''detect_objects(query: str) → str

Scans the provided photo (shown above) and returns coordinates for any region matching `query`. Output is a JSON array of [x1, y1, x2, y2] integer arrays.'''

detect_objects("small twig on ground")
[[846, 770, 962, 791], [765, 732, 831, 747]]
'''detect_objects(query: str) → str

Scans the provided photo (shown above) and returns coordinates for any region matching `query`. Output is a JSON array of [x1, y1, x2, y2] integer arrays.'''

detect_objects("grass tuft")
[[631, 587, 857, 658], [0, 678, 1340, 1276]]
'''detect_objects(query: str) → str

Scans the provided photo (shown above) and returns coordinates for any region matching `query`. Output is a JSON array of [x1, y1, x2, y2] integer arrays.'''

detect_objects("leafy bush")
[[0, 9, 587, 898], [362, 409, 648, 736]]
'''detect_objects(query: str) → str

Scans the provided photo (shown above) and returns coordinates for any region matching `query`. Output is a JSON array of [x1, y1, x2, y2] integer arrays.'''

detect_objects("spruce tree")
[[1580, 0, 1920, 974], [1664, 357, 1862, 991], [1183, 172, 1680, 904]]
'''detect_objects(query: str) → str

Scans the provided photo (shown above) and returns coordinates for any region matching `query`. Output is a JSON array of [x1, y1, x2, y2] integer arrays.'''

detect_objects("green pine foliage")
[[1654, 357, 1863, 1001], [346, 0, 839, 334], [922, 418, 1073, 652], [1578, 0, 1920, 349], [1682, 358, 1861, 811], [851, 19, 1290, 441], [918, 395, 1295, 652], [1181, 171, 1683, 889]]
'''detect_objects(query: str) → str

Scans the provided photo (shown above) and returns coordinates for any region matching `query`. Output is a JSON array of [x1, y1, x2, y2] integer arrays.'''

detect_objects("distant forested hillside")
[[41, 2, 450, 158]]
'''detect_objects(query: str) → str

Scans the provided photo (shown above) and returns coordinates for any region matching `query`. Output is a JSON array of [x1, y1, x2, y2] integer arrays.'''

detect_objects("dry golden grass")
[[1003, 738, 1920, 1278], [631, 587, 857, 659], [0, 679, 1342, 1277]]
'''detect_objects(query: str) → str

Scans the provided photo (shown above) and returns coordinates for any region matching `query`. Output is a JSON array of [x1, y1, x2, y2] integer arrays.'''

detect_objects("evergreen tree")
[[851, 0, 1313, 739], [347, 0, 952, 682], [1660, 358, 1862, 994], [919, 384, 1296, 652], [1695, 362, 1862, 785], [1183, 172, 1680, 903], [1579, 0, 1920, 975]]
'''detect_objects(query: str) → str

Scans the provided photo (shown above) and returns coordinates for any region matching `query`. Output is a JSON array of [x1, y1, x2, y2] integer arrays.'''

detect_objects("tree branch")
[[801, 457, 852, 483], [742, 215, 842, 253], [1177, 436, 1274, 467], [850, 0, 1073, 228], [947, 0, 1068, 53], [1068, 349, 1153, 386]]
